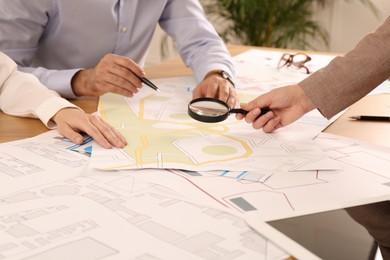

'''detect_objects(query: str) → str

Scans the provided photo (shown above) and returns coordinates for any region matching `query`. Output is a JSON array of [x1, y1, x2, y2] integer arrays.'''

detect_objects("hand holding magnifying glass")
[[188, 97, 270, 123]]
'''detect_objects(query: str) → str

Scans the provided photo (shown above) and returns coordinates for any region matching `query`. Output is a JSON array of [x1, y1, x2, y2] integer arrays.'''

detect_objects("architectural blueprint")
[[1, 129, 388, 259], [0, 135, 88, 197], [0, 175, 288, 260], [0, 132, 288, 260], [91, 49, 341, 172], [1, 49, 389, 259], [92, 77, 339, 173], [113, 133, 390, 221]]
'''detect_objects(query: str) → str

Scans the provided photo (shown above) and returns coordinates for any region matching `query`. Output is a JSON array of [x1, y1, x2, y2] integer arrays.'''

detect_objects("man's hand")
[[52, 108, 128, 149], [71, 54, 145, 97], [192, 74, 237, 108], [237, 84, 316, 133]]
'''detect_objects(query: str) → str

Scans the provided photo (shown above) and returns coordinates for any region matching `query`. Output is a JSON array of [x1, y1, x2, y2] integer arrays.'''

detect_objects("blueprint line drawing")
[[0, 174, 288, 260], [1, 49, 389, 260], [0, 135, 88, 197], [117, 133, 390, 221], [92, 76, 339, 173], [0, 133, 387, 260]]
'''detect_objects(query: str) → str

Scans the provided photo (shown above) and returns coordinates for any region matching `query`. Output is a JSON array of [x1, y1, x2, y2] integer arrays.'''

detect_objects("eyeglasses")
[[277, 53, 312, 74]]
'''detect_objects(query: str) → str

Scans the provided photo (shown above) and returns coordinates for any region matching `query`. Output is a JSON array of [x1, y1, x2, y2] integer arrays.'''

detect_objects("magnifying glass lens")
[[188, 98, 270, 123], [188, 98, 232, 123], [189, 101, 228, 117]]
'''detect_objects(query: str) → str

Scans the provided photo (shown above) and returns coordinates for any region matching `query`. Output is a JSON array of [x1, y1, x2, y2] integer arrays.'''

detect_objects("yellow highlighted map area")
[[91, 76, 333, 172]]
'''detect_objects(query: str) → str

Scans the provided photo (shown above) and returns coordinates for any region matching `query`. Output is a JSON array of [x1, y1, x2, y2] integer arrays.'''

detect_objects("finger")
[[63, 114, 115, 149], [105, 70, 141, 96], [90, 68, 139, 97], [192, 85, 203, 99], [252, 111, 276, 129], [224, 85, 237, 108], [240, 102, 251, 111], [246, 95, 271, 111], [227, 96, 237, 109], [216, 81, 230, 102], [109, 62, 142, 85], [112, 63, 143, 85], [275, 122, 283, 130], [236, 113, 245, 120], [89, 116, 127, 148], [57, 125, 93, 146], [105, 124, 128, 146], [263, 116, 281, 133], [80, 123, 114, 149], [244, 108, 261, 123], [102, 55, 144, 96], [113, 55, 145, 78], [97, 80, 137, 97], [206, 80, 219, 98]]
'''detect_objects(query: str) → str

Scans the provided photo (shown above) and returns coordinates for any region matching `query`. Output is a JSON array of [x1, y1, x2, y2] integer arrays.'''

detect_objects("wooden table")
[[1, 44, 390, 148]]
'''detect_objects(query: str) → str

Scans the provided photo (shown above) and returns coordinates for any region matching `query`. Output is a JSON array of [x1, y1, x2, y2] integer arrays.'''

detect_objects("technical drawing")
[[0, 175, 288, 260], [92, 77, 338, 173]]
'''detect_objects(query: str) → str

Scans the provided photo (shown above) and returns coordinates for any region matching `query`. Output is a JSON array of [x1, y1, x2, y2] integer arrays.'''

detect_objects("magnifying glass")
[[188, 97, 269, 123]]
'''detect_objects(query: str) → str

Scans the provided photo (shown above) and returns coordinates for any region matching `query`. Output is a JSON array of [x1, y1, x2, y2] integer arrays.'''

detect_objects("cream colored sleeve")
[[0, 52, 81, 129]]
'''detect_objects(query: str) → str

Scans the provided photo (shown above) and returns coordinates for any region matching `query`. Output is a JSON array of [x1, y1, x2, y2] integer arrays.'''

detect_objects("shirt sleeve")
[[0, 0, 79, 99], [299, 16, 390, 119], [0, 52, 80, 129], [159, 0, 235, 82]]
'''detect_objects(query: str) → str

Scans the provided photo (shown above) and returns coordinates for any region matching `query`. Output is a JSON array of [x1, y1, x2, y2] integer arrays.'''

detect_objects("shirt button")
[[121, 26, 127, 33]]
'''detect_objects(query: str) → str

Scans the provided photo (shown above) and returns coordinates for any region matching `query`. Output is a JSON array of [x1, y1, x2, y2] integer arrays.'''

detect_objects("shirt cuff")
[[44, 69, 82, 99], [35, 96, 81, 129]]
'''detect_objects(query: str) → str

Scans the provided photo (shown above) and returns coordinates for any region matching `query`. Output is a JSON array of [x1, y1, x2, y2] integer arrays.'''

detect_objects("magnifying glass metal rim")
[[188, 97, 230, 123]]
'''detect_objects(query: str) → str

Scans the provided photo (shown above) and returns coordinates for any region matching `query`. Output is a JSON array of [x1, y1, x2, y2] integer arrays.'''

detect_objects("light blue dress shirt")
[[0, 0, 234, 98]]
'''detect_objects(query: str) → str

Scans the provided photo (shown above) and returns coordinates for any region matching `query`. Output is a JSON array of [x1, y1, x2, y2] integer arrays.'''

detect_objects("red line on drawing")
[[169, 170, 230, 208]]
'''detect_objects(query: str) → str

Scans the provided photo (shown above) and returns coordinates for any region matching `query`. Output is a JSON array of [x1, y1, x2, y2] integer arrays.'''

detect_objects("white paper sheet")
[[91, 77, 339, 173]]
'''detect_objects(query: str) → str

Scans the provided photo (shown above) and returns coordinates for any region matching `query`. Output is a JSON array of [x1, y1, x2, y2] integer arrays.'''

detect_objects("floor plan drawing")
[[0, 174, 288, 260], [2, 49, 389, 260], [0, 135, 88, 197], [118, 133, 390, 221], [92, 76, 338, 173]]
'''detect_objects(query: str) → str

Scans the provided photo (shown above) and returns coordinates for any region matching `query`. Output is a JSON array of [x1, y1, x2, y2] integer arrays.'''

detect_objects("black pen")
[[130, 69, 160, 92], [140, 76, 160, 92], [349, 115, 390, 121]]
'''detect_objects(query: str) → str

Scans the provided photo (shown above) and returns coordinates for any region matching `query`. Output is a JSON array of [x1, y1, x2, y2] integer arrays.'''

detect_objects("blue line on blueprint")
[[237, 171, 247, 178], [66, 136, 93, 150], [220, 170, 229, 176]]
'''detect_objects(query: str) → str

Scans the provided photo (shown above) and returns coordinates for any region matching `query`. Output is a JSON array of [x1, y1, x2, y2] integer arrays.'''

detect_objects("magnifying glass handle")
[[230, 108, 270, 116], [230, 108, 248, 115]]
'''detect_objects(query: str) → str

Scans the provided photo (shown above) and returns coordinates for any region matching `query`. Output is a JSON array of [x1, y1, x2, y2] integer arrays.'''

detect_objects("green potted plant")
[[201, 0, 378, 49]]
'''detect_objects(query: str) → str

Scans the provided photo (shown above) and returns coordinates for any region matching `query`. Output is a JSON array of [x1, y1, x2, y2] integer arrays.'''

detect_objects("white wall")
[[145, 1, 390, 66], [313, 0, 390, 53]]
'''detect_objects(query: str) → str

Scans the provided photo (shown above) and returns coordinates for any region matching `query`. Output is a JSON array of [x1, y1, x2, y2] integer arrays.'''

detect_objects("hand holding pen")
[[71, 53, 159, 97], [131, 71, 160, 92]]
